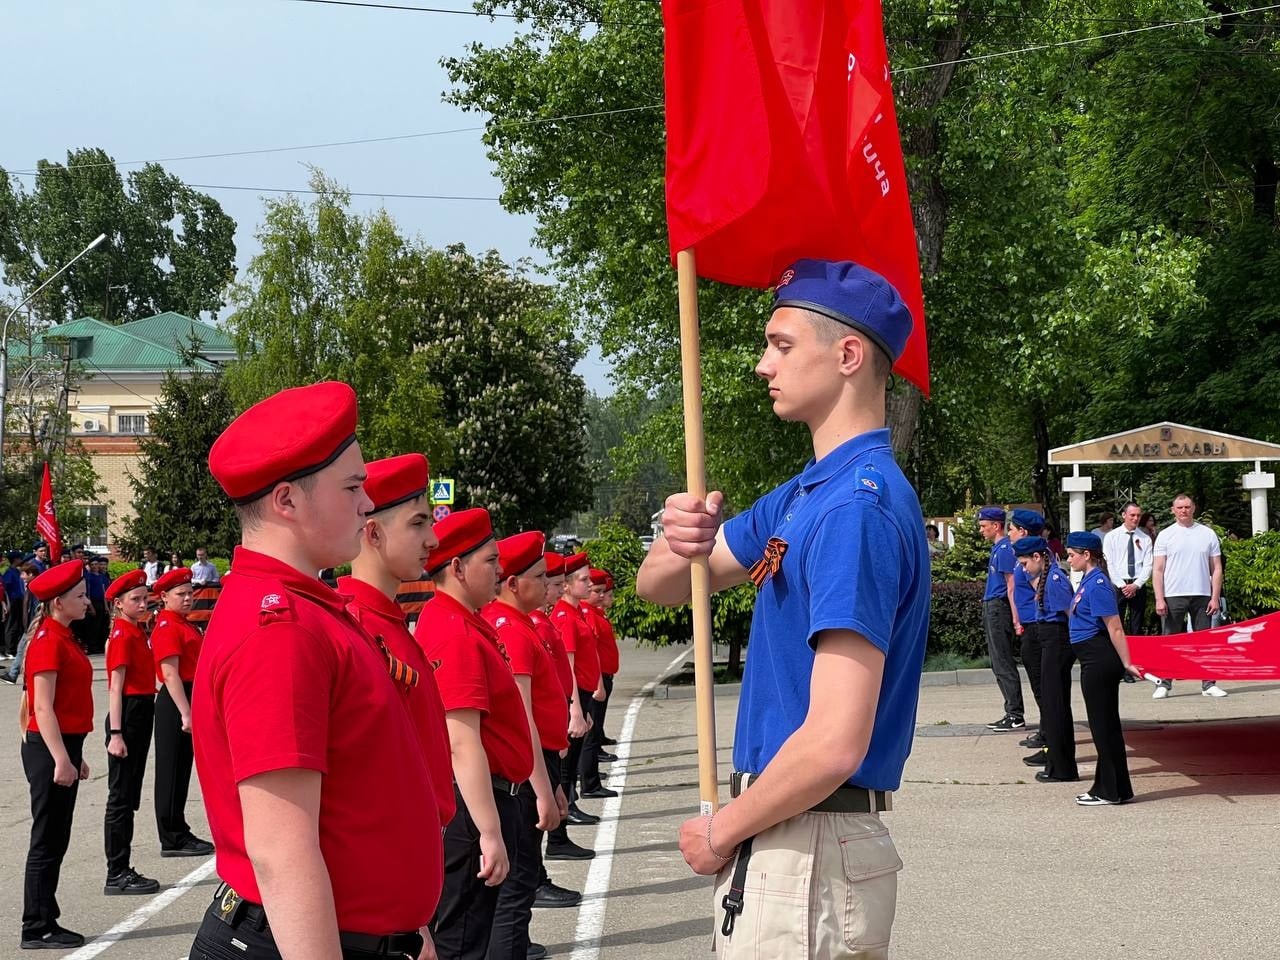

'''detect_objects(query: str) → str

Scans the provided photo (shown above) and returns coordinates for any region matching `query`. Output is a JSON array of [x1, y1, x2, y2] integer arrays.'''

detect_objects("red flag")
[[663, 0, 929, 394], [36, 462, 63, 564], [1127, 612, 1280, 682]]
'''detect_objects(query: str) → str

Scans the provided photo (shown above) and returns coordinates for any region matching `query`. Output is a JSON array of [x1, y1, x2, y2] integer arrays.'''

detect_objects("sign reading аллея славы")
[[1048, 423, 1280, 466]]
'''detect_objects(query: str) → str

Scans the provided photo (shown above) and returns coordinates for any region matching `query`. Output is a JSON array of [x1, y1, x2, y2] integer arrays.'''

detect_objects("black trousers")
[[155, 682, 195, 849], [189, 895, 425, 959], [982, 599, 1024, 719], [3, 602, 23, 656], [105, 694, 156, 877], [1076, 632, 1133, 803], [1038, 622, 1078, 780], [487, 781, 541, 960], [596, 672, 614, 743], [539, 750, 560, 880], [1117, 584, 1147, 637], [579, 686, 604, 794], [1021, 624, 1045, 717], [561, 687, 592, 803], [23, 732, 86, 938], [432, 784, 521, 960]]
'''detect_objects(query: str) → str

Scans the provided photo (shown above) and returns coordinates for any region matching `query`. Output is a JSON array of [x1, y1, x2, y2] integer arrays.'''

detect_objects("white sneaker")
[[1152, 685, 1170, 699], [1202, 685, 1228, 698]]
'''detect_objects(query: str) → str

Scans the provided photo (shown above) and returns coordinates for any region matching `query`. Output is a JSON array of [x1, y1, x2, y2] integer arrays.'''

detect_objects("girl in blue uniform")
[[1064, 531, 1143, 805], [1014, 537, 1077, 781]]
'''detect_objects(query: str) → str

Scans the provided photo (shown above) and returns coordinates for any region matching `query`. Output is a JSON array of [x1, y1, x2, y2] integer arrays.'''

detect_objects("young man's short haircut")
[[802, 310, 893, 382]]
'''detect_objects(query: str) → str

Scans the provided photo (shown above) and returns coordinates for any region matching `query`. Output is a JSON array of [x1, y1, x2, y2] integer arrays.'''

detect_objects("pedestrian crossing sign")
[[431, 479, 455, 505]]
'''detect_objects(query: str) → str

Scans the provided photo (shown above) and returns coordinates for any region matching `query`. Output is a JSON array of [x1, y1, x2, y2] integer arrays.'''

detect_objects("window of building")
[[118, 414, 148, 434], [77, 505, 109, 551]]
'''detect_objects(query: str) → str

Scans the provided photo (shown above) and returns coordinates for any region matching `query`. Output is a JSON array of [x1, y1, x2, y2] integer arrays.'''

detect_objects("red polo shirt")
[[151, 610, 203, 683], [106, 617, 157, 696], [552, 598, 600, 693], [418, 590, 534, 784], [530, 608, 573, 699], [339, 575, 456, 826], [193, 548, 443, 934], [586, 604, 620, 675], [25, 618, 94, 735], [482, 600, 569, 751]]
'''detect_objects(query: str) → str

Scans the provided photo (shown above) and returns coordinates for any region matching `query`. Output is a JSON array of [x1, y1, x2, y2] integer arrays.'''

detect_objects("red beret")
[[426, 508, 494, 575], [543, 552, 565, 577], [498, 532, 546, 578], [154, 567, 193, 593], [209, 382, 359, 504], [589, 567, 608, 586], [105, 569, 147, 603], [563, 552, 589, 575], [364, 453, 430, 514], [29, 560, 84, 602], [605, 574, 615, 591]]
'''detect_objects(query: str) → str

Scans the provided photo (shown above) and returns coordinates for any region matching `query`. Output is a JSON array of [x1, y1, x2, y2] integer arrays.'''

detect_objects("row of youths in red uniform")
[[16, 563, 214, 949], [179, 382, 620, 960]]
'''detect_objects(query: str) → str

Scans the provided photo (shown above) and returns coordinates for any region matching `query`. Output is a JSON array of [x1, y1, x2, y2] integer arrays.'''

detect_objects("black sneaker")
[[105, 867, 161, 896], [565, 804, 600, 826], [161, 836, 214, 857], [596, 750, 618, 763], [580, 786, 618, 799], [533, 881, 582, 908], [528, 943, 548, 960], [600, 736, 618, 746], [1022, 749, 1048, 767], [21, 926, 86, 949], [545, 839, 596, 861], [0, 673, 17, 685], [986, 715, 1025, 732], [1035, 771, 1079, 783], [1018, 732, 1045, 749]]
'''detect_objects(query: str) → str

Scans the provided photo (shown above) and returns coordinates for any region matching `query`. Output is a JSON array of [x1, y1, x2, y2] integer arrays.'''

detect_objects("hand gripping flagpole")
[[676, 248, 720, 815]]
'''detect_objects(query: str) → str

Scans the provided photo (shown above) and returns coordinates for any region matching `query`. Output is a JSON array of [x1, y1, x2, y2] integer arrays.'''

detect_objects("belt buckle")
[[509, 781, 520, 796]]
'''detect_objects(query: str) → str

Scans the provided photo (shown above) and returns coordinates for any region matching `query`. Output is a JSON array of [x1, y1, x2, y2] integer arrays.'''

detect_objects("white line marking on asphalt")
[[66, 857, 218, 960], [570, 646, 694, 960]]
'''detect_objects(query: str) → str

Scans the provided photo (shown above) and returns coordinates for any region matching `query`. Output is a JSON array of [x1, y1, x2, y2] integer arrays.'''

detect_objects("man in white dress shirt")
[[1103, 503, 1153, 637], [1151, 493, 1227, 699]]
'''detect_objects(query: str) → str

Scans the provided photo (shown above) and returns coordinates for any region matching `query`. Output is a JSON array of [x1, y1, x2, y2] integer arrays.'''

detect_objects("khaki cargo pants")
[[711, 810, 900, 959]]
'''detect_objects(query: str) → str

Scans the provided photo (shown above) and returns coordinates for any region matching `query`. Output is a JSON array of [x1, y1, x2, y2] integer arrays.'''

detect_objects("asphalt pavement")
[[1, 643, 1277, 960]]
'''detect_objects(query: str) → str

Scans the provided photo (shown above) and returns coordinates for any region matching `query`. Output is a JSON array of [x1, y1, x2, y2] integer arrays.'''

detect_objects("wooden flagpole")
[[676, 247, 720, 815]]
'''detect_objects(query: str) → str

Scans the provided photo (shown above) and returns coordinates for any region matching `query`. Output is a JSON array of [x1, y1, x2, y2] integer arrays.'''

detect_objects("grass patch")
[[924, 652, 991, 673]]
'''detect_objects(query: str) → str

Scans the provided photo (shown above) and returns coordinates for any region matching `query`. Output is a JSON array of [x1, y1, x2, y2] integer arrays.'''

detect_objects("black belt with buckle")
[[728, 771, 893, 814], [212, 884, 423, 956], [491, 774, 523, 796]]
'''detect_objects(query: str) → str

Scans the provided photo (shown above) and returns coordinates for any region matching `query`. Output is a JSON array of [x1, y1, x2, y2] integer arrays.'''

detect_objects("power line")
[[281, 0, 650, 28], [895, 1, 1280, 74], [1, 105, 662, 176]]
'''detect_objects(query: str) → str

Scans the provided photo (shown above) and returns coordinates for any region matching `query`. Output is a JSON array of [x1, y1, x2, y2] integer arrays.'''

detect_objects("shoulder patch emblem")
[[495, 616, 508, 628], [860, 476, 878, 491], [262, 593, 282, 608]]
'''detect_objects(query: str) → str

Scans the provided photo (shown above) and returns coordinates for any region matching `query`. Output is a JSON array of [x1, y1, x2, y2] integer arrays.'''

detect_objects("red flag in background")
[[36, 462, 63, 564], [663, 0, 929, 394]]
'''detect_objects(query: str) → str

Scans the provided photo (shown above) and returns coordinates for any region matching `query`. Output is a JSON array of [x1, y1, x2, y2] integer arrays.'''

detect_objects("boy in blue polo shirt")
[[637, 259, 929, 959], [978, 506, 1025, 731]]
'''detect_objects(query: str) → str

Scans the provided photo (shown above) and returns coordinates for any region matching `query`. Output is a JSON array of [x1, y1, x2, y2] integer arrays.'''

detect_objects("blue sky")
[[4, 0, 614, 392]]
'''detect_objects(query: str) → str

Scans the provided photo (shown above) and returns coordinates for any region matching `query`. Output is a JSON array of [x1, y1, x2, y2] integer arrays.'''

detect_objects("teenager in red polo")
[[150, 567, 212, 858], [531, 552, 573, 701], [103, 568, 161, 895], [338, 452, 455, 828], [552, 554, 607, 815], [483, 532, 566, 959], [586, 569, 621, 760], [191, 382, 443, 960], [419, 508, 533, 960], [20, 560, 94, 949]]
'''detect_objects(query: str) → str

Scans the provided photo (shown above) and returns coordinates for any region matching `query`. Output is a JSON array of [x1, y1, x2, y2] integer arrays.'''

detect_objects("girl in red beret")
[[150, 568, 213, 857], [20, 560, 93, 949], [103, 570, 162, 895]]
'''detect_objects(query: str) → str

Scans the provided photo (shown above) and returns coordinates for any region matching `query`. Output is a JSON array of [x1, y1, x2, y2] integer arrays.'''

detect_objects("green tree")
[[119, 369, 240, 560], [227, 172, 592, 533], [0, 148, 237, 323]]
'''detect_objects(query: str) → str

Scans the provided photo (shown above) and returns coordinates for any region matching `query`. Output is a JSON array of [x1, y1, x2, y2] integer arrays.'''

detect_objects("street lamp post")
[[0, 233, 107, 478]]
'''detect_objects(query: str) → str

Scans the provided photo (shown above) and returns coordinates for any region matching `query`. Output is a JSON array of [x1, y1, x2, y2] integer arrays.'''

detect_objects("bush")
[[932, 510, 990, 583], [107, 557, 230, 580], [929, 581, 987, 660], [1221, 531, 1280, 618]]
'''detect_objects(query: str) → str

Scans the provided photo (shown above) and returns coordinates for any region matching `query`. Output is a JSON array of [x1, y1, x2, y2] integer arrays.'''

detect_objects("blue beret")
[[1012, 536, 1050, 557], [1009, 510, 1045, 534], [1065, 531, 1103, 553], [977, 506, 1006, 522], [773, 259, 913, 362]]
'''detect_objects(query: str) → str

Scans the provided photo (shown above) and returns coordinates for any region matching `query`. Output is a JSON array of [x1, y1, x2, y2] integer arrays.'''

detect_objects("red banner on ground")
[[1127, 612, 1280, 681], [662, 0, 929, 394]]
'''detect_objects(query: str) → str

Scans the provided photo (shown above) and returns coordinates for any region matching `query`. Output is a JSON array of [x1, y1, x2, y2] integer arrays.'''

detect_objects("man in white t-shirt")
[[1151, 493, 1226, 698]]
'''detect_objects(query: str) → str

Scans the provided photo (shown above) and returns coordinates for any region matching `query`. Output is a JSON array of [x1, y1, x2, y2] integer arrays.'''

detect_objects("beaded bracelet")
[[706, 812, 737, 861]]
